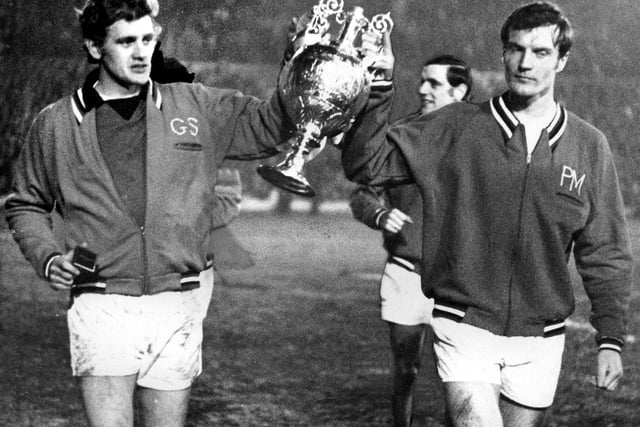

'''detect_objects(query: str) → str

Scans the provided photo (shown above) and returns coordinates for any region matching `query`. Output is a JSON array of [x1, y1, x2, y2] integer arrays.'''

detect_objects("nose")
[[518, 49, 534, 70], [133, 40, 150, 58], [419, 82, 431, 97]]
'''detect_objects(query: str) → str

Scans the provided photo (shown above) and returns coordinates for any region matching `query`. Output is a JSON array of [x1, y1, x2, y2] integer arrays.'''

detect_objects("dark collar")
[[71, 69, 162, 123]]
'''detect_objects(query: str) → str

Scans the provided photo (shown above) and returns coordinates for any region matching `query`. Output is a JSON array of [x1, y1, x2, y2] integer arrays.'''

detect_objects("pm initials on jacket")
[[560, 165, 585, 195]]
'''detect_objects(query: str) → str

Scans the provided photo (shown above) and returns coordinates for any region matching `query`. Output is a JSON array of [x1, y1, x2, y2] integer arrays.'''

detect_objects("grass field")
[[1, 211, 639, 426]]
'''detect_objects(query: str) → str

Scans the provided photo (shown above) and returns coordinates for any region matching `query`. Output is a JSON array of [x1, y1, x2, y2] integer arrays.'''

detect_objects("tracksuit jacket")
[[6, 77, 291, 296], [342, 86, 632, 351]]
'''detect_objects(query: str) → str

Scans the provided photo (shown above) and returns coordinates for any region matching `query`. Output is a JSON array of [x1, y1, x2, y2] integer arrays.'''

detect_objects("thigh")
[[137, 387, 191, 427], [500, 396, 547, 427], [78, 374, 137, 427], [389, 323, 426, 362], [443, 381, 502, 427]]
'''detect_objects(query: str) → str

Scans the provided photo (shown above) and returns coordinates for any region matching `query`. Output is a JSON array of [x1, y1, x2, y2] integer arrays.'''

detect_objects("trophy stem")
[[256, 124, 322, 198]]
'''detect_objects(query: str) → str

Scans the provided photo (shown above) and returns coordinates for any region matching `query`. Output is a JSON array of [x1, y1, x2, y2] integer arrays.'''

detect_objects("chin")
[[128, 73, 150, 86], [508, 84, 537, 99]]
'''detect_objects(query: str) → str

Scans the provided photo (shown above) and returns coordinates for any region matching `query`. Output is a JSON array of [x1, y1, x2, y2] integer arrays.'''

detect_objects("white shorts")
[[431, 316, 565, 408], [67, 268, 214, 391], [380, 261, 433, 326]]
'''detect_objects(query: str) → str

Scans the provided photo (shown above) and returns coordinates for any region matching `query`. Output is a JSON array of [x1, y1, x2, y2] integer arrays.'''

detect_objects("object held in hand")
[[257, 0, 393, 197], [72, 247, 97, 273]]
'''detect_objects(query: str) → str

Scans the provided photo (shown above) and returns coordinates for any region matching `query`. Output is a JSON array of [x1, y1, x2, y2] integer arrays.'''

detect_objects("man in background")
[[349, 54, 472, 427]]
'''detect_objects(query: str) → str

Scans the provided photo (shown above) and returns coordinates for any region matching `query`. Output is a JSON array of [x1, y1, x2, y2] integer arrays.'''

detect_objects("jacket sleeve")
[[4, 108, 64, 279], [573, 138, 633, 352], [349, 186, 387, 230], [341, 86, 413, 187], [206, 86, 295, 162]]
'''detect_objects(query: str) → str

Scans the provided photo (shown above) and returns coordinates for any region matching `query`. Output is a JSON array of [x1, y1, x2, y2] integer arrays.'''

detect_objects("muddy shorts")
[[67, 267, 214, 391]]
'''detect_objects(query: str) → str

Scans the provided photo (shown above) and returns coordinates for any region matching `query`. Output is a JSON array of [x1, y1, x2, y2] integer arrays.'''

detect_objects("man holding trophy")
[[343, 2, 632, 426], [5, 0, 302, 424]]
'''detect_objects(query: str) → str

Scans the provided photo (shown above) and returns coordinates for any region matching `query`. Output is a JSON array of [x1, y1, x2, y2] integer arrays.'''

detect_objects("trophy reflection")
[[257, 0, 392, 197]]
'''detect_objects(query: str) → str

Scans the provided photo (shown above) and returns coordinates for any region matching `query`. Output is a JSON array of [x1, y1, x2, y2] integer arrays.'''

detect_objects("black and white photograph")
[[0, 0, 639, 425]]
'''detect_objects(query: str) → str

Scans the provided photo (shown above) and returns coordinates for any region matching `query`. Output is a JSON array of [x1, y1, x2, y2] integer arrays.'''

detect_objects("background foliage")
[[1, 0, 640, 211]]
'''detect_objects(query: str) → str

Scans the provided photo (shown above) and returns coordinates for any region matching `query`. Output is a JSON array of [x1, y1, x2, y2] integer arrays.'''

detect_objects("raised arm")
[[341, 30, 413, 187]]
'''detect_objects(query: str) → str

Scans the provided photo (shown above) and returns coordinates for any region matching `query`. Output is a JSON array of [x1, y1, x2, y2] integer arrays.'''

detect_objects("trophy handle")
[[256, 123, 322, 198]]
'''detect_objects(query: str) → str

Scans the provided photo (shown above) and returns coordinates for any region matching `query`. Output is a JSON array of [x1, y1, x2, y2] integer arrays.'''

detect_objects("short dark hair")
[[424, 54, 473, 100], [500, 1, 573, 58], [77, 0, 159, 45]]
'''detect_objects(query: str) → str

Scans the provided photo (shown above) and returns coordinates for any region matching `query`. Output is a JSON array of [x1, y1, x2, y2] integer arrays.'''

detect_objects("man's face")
[[418, 64, 460, 114], [503, 25, 567, 103], [87, 15, 158, 94]]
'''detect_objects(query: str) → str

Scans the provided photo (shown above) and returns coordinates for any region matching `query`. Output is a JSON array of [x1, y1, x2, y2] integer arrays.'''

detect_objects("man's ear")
[[84, 39, 102, 62], [556, 53, 569, 73], [452, 84, 468, 102]]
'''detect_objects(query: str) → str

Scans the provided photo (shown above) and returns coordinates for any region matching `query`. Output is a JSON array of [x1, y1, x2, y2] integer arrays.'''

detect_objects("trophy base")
[[257, 165, 316, 198]]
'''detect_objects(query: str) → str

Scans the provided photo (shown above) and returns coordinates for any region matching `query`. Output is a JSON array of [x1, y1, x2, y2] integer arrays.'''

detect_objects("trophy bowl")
[[257, 43, 370, 197], [257, 3, 392, 197]]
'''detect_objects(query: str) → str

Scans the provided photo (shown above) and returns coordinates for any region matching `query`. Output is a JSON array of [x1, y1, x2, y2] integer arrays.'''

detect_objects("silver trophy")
[[257, 0, 392, 197]]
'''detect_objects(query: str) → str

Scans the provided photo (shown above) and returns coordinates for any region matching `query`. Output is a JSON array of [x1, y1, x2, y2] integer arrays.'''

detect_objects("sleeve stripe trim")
[[43, 253, 62, 279], [599, 343, 622, 353]]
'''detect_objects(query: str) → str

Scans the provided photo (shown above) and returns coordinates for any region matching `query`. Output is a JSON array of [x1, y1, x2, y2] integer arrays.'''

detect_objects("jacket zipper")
[[504, 137, 533, 335]]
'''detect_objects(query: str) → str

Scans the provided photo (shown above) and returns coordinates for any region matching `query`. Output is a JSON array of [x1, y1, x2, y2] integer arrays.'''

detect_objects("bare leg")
[[443, 381, 502, 427], [78, 375, 137, 427], [500, 395, 547, 427], [137, 386, 191, 427], [389, 322, 426, 427]]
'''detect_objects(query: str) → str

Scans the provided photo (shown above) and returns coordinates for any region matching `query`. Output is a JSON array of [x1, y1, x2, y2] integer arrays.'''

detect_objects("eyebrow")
[[424, 77, 442, 86]]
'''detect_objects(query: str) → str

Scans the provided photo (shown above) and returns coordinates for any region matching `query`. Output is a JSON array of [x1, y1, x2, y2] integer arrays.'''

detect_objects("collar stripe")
[[490, 97, 514, 138], [150, 80, 162, 109], [490, 93, 568, 146], [548, 105, 567, 146], [71, 89, 86, 123], [498, 95, 519, 127]]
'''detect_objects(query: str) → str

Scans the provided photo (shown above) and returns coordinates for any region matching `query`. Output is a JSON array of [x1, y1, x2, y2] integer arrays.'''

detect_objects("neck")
[[507, 90, 556, 124], [96, 68, 143, 99]]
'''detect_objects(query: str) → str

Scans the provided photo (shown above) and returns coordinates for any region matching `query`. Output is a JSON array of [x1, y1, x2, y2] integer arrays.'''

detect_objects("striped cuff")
[[373, 208, 388, 228], [598, 336, 624, 353], [43, 252, 62, 279]]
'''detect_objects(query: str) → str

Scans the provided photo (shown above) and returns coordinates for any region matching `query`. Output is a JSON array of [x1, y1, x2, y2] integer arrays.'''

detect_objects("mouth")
[[513, 74, 535, 83], [131, 64, 149, 73]]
